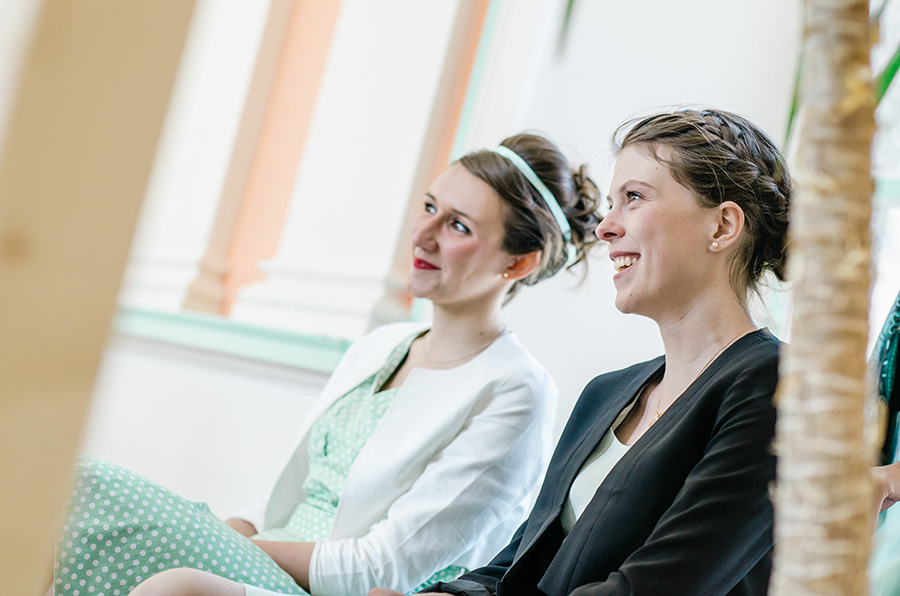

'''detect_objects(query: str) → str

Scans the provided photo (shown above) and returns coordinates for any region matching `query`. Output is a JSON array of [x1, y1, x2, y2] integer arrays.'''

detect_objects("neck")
[[655, 293, 756, 393], [425, 295, 507, 361]]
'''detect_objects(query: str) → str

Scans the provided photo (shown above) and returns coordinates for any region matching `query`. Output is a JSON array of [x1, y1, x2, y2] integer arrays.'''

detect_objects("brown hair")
[[459, 133, 602, 300], [614, 109, 791, 300]]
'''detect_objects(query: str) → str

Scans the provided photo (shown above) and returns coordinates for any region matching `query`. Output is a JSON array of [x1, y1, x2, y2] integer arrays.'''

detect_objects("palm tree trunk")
[[770, 1, 877, 595]]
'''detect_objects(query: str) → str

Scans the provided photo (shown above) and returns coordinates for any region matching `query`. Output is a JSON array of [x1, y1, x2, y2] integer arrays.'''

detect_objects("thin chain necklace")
[[422, 328, 508, 365], [648, 326, 757, 427]]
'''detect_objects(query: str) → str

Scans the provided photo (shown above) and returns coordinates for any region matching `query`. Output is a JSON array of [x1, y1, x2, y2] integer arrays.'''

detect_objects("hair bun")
[[459, 133, 602, 300]]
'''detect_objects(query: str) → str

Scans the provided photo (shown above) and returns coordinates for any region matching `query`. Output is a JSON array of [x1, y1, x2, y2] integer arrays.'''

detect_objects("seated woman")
[[415, 111, 900, 596], [49, 134, 601, 596], [384, 108, 790, 596]]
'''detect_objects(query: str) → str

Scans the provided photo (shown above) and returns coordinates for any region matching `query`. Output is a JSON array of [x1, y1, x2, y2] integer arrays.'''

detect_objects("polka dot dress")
[[253, 331, 466, 592], [254, 332, 416, 544], [53, 332, 464, 595], [52, 456, 304, 596]]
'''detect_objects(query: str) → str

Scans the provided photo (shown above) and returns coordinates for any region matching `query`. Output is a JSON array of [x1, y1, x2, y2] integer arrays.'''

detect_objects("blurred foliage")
[[786, 0, 898, 144]]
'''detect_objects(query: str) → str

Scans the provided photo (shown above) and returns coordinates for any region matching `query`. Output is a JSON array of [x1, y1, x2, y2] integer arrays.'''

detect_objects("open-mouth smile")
[[613, 255, 638, 272]]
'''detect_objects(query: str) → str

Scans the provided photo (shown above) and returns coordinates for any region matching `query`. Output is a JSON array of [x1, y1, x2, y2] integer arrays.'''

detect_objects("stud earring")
[[711, 241, 719, 249], [502, 272, 510, 279]]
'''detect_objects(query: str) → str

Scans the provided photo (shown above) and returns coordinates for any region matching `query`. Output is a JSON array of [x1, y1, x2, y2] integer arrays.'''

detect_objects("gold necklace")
[[648, 327, 757, 427], [422, 329, 507, 365]]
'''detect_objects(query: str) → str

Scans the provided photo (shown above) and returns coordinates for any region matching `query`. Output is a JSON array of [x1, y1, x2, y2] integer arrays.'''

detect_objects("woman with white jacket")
[[51, 133, 601, 596]]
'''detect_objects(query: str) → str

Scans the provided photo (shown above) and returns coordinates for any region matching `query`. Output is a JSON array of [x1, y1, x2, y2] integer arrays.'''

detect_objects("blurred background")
[[2, 0, 898, 521]]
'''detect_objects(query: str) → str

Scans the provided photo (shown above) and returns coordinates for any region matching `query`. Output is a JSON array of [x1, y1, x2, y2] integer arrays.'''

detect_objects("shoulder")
[[723, 328, 780, 368], [475, 331, 557, 395], [710, 329, 781, 396], [693, 329, 781, 428]]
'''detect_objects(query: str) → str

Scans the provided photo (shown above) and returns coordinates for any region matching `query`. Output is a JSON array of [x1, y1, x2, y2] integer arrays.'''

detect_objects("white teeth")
[[613, 256, 638, 272]]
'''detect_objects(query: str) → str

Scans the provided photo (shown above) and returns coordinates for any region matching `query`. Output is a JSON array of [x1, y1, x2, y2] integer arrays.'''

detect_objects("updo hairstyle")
[[459, 133, 602, 300], [614, 109, 791, 300]]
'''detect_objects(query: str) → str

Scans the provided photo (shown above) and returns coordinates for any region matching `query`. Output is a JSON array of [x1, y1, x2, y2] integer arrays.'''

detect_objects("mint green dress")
[[53, 332, 464, 596]]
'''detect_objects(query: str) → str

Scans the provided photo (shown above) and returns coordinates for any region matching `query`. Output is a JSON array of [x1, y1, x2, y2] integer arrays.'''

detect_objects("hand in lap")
[[874, 461, 900, 515]]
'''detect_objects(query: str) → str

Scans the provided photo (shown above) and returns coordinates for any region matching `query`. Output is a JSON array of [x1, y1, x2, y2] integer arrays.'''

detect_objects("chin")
[[406, 281, 434, 300], [406, 285, 425, 299], [614, 293, 640, 316]]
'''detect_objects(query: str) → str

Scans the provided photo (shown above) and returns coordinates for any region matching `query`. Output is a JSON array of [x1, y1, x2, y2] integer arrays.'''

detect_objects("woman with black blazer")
[[393, 108, 791, 596]]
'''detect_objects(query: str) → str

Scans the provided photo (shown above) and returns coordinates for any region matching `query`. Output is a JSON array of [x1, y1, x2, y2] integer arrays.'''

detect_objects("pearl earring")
[[711, 241, 719, 249], [502, 272, 510, 279]]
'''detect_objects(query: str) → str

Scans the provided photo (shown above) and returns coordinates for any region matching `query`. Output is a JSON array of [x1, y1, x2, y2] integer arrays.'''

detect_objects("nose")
[[595, 210, 623, 242], [411, 214, 439, 250]]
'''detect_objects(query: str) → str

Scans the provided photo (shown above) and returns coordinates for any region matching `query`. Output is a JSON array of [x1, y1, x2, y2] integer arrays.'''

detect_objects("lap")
[[53, 456, 305, 596]]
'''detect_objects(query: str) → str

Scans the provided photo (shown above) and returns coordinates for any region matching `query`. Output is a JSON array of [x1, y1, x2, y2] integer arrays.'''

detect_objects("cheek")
[[453, 245, 484, 269], [455, 245, 502, 278], [445, 235, 481, 258]]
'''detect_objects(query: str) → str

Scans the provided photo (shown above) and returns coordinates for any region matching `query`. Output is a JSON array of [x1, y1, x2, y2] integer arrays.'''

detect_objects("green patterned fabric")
[[411, 565, 467, 593], [53, 457, 306, 596], [53, 331, 465, 596], [254, 332, 412, 543], [874, 288, 900, 465], [869, 287, 900, 596]]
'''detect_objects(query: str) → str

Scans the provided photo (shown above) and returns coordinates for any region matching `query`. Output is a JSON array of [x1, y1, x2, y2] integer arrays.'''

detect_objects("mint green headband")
[[492, 145, 576, 267]]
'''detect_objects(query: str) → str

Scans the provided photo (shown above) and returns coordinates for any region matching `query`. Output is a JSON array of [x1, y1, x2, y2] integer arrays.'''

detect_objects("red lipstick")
[[414, 258, 439, 270]]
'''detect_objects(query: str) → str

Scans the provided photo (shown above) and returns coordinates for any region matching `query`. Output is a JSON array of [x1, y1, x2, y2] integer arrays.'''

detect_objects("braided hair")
[[614, 109, 791, 300]]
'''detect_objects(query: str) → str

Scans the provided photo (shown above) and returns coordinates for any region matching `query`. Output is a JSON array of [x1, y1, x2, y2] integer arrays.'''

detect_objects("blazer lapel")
[[518, 358, 664, 555], [556, 360, 662, 509]]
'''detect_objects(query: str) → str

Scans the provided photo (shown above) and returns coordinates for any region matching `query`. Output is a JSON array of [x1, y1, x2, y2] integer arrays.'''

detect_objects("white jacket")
[[232, 322, 556, 596]]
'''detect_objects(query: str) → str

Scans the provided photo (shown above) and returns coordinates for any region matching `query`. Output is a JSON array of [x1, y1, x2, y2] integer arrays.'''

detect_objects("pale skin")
[[364, 144, 900, 596], [874, 461, 900, 514], [599, 145, 757, 447], [601, 146, 900, 518], [114, 163, 541, 596]]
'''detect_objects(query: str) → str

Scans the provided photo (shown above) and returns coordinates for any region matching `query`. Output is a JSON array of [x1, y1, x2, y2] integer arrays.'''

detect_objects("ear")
[[709, 201, 745, 251], [504, 250, 541, 281]]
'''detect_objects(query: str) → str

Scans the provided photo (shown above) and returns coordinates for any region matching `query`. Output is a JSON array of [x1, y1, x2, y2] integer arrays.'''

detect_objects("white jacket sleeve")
[[308, 366, 555, 596]]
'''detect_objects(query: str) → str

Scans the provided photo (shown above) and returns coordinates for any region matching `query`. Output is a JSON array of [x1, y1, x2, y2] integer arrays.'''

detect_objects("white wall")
[[231, 0, 461, 338], [0, 0, 41, 143], [120, 0, 271, 311], [81, 336, 328, 517], [503, 0, 802, 437], [82, 0, 804, 501]]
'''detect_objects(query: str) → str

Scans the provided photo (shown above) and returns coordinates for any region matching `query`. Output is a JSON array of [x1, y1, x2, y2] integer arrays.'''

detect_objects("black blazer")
[[426, 330, 779, 596]]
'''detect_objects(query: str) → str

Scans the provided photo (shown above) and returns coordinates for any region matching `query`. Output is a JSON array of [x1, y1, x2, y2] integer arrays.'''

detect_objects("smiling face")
[[407, 163, 516, 309], [596, 144, 725, 321]]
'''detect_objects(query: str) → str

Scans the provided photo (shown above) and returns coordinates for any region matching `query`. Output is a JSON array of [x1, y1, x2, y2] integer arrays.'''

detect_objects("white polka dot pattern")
[[255, 332, 416, 545], [52, 457, 306, 596], [52, 332, 464, 596]]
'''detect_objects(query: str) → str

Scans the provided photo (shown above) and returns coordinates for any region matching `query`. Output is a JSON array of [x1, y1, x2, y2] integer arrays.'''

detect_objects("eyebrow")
[[425, 192, 475, 222], [617, 179, 654, 193], [606, 179, 656, 208]]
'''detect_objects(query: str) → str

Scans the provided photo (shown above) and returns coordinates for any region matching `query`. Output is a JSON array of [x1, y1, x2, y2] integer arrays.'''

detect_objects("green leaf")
[[784, 49, 803, 145], [557, 0, 578, 54], [876, 40, 900, 105]]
